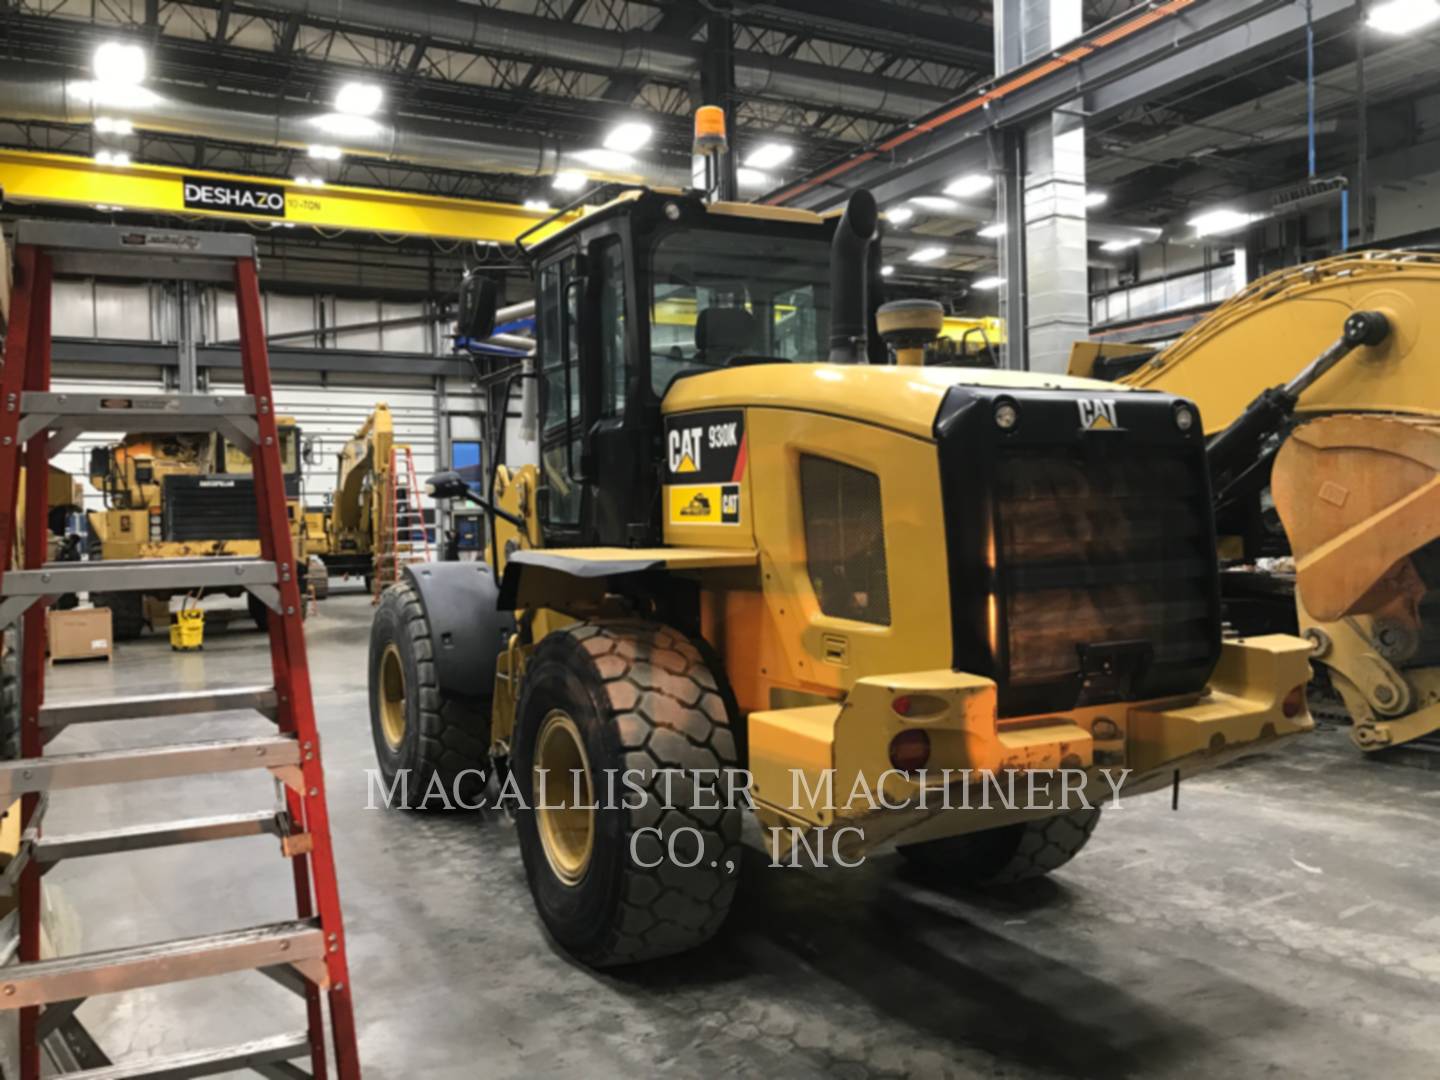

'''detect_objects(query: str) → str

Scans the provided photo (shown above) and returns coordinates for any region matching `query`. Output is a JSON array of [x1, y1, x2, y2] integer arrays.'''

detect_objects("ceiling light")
[[972, 276, 1005, 290], [886, 206, 915, 226], [910, 195, 959, 213], [1367, 0, 1440, 34], [523, 199, 553, 212], [1084, 190, 1108, 208], [94, 117, 134, 135], [737, 167, 771, 189], [745, 142, 794, 171], [603, 121, 653, 153], [93, 42, 147, 86], [310, 113, 381, 139], [944, 173, 992, 198], [977, 223, 1007, 239], [572, 148, 634, 171], [308, 144, 342, 161], [880, 264, 895, 277], [335, 81, 383, 117], [909, 246, 947, 264], [1188, 208, 1256, 237], [553, 170, 587, 192], [94, 150, 131, 167], [93, 203, 120, 212], [294, 175, 326, 187], [1100, 237, 1142, 252]]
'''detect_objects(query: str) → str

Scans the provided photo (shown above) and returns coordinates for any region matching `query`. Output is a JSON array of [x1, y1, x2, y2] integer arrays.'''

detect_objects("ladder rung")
[[2, 558, 278, 599], [0, 736, 300, 799], [41, 685, 279, 731], [33, 811, 284, 864], [60, 1031, 311, 1080], [17, 392, 258, 443], [0, 920, 324, 1008]]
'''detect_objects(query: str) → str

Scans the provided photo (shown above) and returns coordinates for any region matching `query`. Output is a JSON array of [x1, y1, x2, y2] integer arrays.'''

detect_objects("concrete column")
[[995, 0, 1089, 373]]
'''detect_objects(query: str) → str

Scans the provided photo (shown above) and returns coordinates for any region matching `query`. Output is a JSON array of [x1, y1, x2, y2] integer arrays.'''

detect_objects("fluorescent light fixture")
[[94, 117, 134, 135], [910, 195, 959, 213], [572, 148, 634, 171], [886, 206, 915, 225], [880, 264, 895, 277], [745, 142, 793, 170], [908, 246, 947, 264], [971, 276, 1005, 290], [310, 113, 381, 139], [553, 170, 587, 192], [307, 144, 342, 161], [1100, 237, 1142, 252], [94, 150, 131, 167], [603, 121, 653, 153], [1367, 0, 1440, 34], [1084, 190, 1108, 208], [523, 199, 552, 212], [93, 42, 147, 86], [977, 223, 1006, 239], [293, 175, 326, 187], [93, 203, 120, 212], [335, 81, 383, 117], [944, 173, 992, 198], [737, 167, 771, 189], [1188, 207, 1256, 237]]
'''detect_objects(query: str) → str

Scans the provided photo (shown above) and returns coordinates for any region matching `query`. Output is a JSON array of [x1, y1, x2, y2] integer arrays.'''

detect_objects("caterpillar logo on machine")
[[1078, 397, 1120, 430], [668, 483, 741, 526], [679, 492, 712, 517]]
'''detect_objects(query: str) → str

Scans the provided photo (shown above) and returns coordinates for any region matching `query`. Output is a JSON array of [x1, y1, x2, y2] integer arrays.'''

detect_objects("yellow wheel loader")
[[87, 420, 305, 637], [367, 187, 1313, 967], [1073, 252, 1440, 755]]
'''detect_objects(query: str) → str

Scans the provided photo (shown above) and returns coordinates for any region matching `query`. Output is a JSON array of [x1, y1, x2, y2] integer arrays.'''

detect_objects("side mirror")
[[426, 469, 471, 501], [457, 273, 499, 341]]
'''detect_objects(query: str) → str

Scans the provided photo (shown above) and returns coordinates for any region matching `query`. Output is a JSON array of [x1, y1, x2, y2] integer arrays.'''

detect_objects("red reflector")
[[1282, 685, 1306, 719], [892, 695, 913, 716], [889, 729, 930, 772]]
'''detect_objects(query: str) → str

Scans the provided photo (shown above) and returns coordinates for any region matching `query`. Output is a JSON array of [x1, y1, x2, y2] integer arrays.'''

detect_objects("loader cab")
[[526, 192, 837, 547]]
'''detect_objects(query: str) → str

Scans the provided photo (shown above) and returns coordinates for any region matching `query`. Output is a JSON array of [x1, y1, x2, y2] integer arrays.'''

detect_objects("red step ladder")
[[371, 445, 432, 602], [0, 222, 361, 1078]]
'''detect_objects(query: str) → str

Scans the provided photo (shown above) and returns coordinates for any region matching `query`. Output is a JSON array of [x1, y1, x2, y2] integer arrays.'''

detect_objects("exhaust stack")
[[828, 190, 880, 363]]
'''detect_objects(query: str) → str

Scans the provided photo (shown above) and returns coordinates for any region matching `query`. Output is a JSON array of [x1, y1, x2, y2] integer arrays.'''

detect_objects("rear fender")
[[402, 562, 515, 701]]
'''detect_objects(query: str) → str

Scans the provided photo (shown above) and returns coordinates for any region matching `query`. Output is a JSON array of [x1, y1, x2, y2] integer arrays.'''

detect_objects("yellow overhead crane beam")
[[0, 149, 578, 245]]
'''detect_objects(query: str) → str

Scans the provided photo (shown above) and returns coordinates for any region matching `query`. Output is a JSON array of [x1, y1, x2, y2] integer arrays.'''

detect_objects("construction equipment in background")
[[1071, 251, 1440, 757], [370, 445, 431, 602], [366, 180, 1313, 970], [321, 404, 392, 591], [0, 220, 360, 1078], [86, 418, 307, 638]]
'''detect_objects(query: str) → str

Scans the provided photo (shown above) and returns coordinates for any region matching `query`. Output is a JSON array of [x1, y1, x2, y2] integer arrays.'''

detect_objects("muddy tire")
[[94, 593, 145, 641], [513, 621, 741, 967], [899, 807, 1102, 886], [367, 581, 490, 807]]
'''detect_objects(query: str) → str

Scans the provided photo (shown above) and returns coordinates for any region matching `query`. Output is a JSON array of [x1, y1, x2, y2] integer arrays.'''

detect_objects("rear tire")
[[513, 621, 741, 967], [367, 581, 490, 807], [95, 593, 145, 641], [898, 807, 1102, 885]]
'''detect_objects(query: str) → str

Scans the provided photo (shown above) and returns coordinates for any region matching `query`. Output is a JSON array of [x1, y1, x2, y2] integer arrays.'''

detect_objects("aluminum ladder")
[[0, 222, 361, 1078], [370, 445, 430, 603]]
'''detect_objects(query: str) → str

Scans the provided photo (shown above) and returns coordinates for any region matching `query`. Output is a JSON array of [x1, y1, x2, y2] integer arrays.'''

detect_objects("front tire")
[[95, 593, 145, 641], [367, 581, 490, 807], [513, 621, 741, 967], [899, 807, 1102, 886]]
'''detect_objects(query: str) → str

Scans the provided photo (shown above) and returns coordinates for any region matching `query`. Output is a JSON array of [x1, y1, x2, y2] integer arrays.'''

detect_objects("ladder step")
[[61, 1031, 311, 1080], [0, 921, 325, 1008], [33, 811, 284, 864], [0, 736, 300, 799], [2, 558, 278, 600], [41, 685, 279, 732], [18, 392, 259, 443]]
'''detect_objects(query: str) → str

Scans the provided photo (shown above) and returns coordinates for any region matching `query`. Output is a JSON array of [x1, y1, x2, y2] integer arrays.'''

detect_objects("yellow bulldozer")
[[1073, 251, 1440, 756], [365, 185, 1314, 967], [86, 419, 306, 637]]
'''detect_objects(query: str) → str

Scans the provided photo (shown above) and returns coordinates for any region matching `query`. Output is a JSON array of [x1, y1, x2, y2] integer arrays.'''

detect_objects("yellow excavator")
[[1072, 251, 1440, 755], [321, 403, 396, 591]]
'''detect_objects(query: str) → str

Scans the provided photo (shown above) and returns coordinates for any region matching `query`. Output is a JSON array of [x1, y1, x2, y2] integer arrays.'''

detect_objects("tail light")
[[1282, 685, 1307, 718], [888, 729, 931, 772]]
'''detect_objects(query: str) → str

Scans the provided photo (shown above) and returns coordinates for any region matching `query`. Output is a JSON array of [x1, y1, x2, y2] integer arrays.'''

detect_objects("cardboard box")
[[47, 607, 113, 663]]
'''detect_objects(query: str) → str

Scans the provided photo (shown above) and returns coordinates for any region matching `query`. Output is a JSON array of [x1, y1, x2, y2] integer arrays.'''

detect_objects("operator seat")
[[695, 307, 758, 367]]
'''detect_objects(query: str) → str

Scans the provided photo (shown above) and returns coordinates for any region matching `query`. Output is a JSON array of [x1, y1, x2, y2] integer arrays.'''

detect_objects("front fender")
[[402, 562, 515, 701]]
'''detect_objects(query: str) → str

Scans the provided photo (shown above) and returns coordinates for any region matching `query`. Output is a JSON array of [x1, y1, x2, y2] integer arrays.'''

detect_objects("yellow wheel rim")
[[534, 709, 595, 885], [377, 643, 407, 751]]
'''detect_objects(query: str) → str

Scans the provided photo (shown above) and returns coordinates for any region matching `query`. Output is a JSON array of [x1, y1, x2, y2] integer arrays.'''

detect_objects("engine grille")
[[162, 475, 258, 542]]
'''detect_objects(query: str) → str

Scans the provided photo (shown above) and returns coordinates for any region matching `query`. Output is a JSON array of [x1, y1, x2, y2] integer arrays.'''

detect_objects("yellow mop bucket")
[[170, 601, 205, 651]]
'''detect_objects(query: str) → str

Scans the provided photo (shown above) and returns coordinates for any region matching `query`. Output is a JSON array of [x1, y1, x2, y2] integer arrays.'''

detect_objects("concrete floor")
[[32, 591, 1440, 1079]]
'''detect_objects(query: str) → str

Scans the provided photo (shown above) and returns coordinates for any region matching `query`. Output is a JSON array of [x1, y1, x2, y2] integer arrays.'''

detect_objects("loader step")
[[40, 685, 279, 732], [60, 1031, 312, 1080], [33, 811, 285, 864], [0, 921, 325, 1008], [0, 736, 300, 799]]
